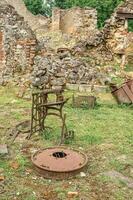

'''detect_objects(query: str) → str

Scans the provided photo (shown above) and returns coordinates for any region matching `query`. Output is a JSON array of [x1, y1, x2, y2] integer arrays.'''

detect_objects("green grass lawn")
[[0, 86, 133, 200]]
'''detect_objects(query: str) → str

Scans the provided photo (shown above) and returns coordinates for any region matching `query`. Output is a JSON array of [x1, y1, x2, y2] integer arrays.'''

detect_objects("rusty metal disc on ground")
[[32, 147, 88, 180]]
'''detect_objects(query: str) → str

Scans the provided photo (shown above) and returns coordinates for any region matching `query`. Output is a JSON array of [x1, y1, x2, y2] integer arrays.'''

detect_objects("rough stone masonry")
[[0, 0, 133, 90], [0, 2, 37, 86]]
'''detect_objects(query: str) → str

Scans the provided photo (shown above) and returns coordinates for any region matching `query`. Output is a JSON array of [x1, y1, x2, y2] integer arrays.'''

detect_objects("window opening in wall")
[[128, 19, 133, 32]]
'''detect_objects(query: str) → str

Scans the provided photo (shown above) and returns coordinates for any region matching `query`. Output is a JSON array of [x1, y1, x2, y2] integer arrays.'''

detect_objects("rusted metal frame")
[[59, 105, 68, 143], [39, 106, 61, 111], [38, 100, 67, 107], [28, 93, 47, 139], [41, 93, 48, 131], [45, 113, 62, 117], [35, 94, 38, 133], [60, 114, 67, 145], [36, 94, 46, 133], [38, 95, 42, 132], [28, 94, 35, 139], [32, 88, 64, 95], [37, 99, 68, 141], [41, 102, 67, 137], [28, 89, 68, 141], [41, 112, 47, 131], [37, 95, 43, 130]]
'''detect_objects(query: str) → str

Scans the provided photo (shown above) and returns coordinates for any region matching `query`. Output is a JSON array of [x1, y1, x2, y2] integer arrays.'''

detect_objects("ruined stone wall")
[[32, 1, 133, 89], [52, 7, 97, 36], [0, 3, 121, 88], [126, 33, 133, 65], [104, 14, 127, 56], [0, 31, 5, 71], [4, 0, 49, 32], [117, 0, 133, 15], [0, 0, 132, 89], [103, 0, 133, 67], [0, 4, 37, 85]]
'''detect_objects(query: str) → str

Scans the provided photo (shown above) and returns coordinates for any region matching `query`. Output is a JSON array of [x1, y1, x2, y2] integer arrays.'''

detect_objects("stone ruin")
[[0, 0, 133, 90], [0, 1, 37, 86], [104, 0, 133, 68]]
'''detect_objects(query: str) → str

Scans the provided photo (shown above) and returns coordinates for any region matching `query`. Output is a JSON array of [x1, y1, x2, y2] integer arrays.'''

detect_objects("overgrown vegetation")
[[23, 0, 124, 28], [0, 86, 133, 199], [23, 0, 133, 30], [128, 19, 133, 32]]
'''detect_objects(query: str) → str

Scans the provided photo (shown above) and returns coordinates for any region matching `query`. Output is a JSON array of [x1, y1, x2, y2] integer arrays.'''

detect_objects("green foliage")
[[42, 0, 56, 16], [23, 0, 126, 28], [23, 0, 55, 16], [0, 87, 133, 199], [128, 19, 133, 32], [23, 0, 43, 15], [55, 0, 68, 9], [67, 0, 122, 27], [55, 0, 123, 27]]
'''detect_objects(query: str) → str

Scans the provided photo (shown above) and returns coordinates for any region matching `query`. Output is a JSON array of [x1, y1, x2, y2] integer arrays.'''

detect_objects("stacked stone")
[[0, 32, 5, 62], [103, 0, 133, 57], [0, 1, 131, 89], [16, 39, 36, 67], [0, 4, 37, 86], [32, 48, 110, 89], [103, 12, 127, 56], [58, 7, 97, 37], [117, 0, 133, 14], [126, 33, 133, 65]]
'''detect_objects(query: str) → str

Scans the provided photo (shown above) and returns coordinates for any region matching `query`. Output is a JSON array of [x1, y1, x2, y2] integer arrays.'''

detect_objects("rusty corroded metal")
[[9, 120, 30, 143], [27, 89, 69, 143], [32, 147, 88, 180]]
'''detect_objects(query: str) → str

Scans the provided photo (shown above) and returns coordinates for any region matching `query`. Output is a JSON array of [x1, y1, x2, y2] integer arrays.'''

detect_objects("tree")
[[55, 0, 68, 9], [128, 20, 133, 32], [23, 0, 55, 16], [42, 0, 55, 16], [23, 0, 124, 28], [52, 0, 124, 27], [24, 0, 43, 15], [63, 0, 123, 27]]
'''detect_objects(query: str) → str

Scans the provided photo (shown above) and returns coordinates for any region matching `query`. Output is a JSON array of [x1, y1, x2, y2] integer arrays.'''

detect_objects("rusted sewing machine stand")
[[27, 89, 68, 143]]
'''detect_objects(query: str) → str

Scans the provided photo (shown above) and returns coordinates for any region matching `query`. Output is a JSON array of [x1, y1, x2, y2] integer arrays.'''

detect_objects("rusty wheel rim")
[[31, 146, 88, 179]]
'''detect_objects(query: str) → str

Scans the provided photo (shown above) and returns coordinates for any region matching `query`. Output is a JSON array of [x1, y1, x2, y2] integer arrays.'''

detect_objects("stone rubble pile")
[[0, 0, 132, 90], [32, 48, 112, 89]]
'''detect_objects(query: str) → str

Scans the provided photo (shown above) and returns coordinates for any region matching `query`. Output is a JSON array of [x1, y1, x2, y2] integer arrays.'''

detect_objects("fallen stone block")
[[0, 145, 8, 155], [103, 170, 133, 189]]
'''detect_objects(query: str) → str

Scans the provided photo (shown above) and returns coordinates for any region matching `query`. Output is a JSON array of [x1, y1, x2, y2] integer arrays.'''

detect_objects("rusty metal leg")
[[60, 104, 68, 144], [60, 104, 67, 134], [42, 108, 48, 131], [60, 114, 67, 145], [27, 95, 34, 139], [27, 120, 33, 140]]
